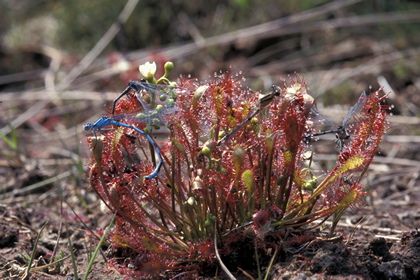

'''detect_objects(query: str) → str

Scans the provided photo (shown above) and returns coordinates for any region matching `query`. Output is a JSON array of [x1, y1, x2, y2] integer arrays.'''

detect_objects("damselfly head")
[[258, 85, 281, 108], [83, 123, 93, 131], [336, 128, 350, 141], [335, 128, 351, 150]]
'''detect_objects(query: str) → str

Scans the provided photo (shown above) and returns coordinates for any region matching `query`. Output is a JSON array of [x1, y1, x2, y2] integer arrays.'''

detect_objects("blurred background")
[[0, 0, 419, 277]]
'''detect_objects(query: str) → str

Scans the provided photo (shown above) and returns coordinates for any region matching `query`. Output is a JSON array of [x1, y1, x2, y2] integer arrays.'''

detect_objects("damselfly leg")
[[112, 80, 148, 115]]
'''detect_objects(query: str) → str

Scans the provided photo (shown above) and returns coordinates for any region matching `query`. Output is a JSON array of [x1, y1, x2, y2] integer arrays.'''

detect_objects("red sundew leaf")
[[168, 83, 213, 155], [344, 89, 390, 169], [215, 69, 241, 94], [141, 236, 163, 253], [318, 180, 367, 217], [211, 85, 227, 117], [263, 89, 311, 211], [113, 91, 143, 115], [111, 233, 133, 248], [141, 260, 169, 276], [192, 239, 215, 261], [88, 162, 118, 211], [203, 72, 257, 138], [286, 232, 315, 247], [341, 181, 367, 212]]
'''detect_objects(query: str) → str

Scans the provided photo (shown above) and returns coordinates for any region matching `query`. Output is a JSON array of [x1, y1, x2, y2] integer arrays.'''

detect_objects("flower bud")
[[201, 147, 211, 157], [233, 145, 246, 173], [265, 129, 274, 151], [241, 169, 254, 193], [172, 137, 186, 154], [91, 136, 104, 164], [163, 61, 174, 77]]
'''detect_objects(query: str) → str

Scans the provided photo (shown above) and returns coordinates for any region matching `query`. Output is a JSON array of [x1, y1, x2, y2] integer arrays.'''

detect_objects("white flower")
[[139, 61, 157, 80]]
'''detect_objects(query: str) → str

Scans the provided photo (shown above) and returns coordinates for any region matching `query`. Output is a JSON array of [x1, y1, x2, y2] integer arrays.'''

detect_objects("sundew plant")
[[85, 61, 390, 278]]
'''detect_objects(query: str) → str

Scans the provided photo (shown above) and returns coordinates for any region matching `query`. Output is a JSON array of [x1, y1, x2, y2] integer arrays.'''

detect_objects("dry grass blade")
[[21, 220, 50, 280], [58, 0, 140, 90], [214, 231, 236, 280]]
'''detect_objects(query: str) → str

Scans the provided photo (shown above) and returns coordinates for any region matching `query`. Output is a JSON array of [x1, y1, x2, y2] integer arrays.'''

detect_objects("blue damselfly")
[[84, 116, 163, 180]]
